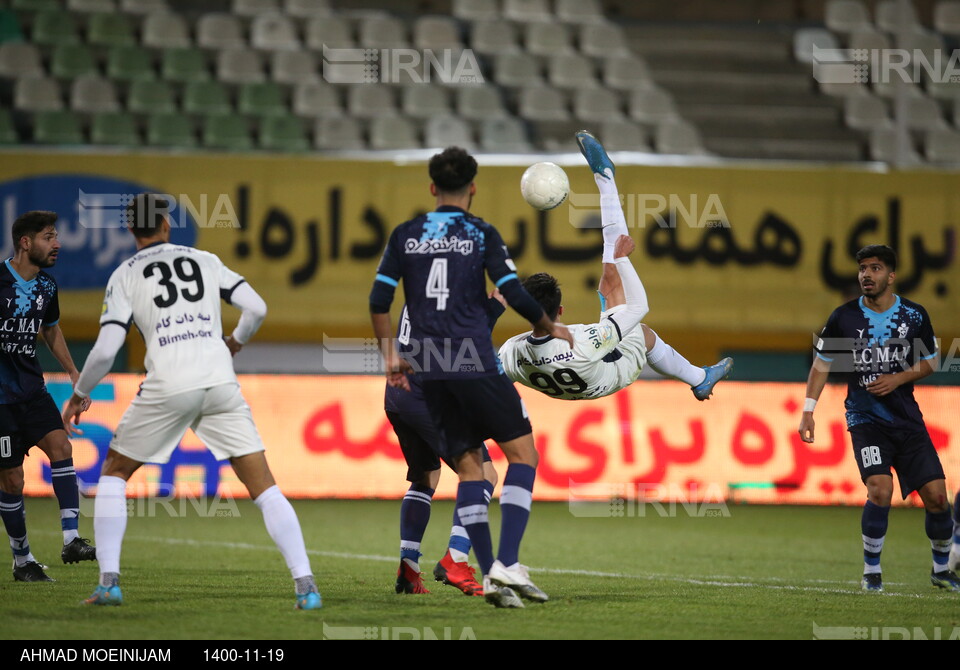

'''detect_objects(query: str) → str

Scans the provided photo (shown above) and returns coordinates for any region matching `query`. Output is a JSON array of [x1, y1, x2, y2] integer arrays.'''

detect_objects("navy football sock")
[[448, 481, 491, 562], [498, 464, 536, 567], [399, 484, 433, 566], [0, 491, 33, 567], [456, 481, 493, 576], [926, 508, 953, 573], [861, 500, 889, 574], [50, 458, 80, 544]]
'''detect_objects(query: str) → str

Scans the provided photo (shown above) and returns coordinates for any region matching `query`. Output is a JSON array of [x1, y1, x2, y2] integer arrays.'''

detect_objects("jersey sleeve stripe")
[[375, 273, 400, 287], [101, 319, 131, 331], [44, 319, 59, 326], [605, 315, 622, 341], [220, 279, 247, 304], [815, 352, 834, 362], [495, 272, 518, 288], [919, 351, 938, 361]]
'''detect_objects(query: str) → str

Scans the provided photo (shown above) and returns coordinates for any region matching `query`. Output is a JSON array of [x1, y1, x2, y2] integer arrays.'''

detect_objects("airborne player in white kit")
[[61, 194, 321, 610], [499, 131, 733, 401]]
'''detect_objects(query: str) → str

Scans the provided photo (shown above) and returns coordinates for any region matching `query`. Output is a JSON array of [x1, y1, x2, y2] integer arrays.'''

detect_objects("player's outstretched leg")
[[397, 483, 433, 594], [950, 491, 960, 574], [576, 131, 626, 268], [640, 326, 732, 400], [1, 488, 54, 582], [85, 474, 128, 605], [254, 485, 322, 609]]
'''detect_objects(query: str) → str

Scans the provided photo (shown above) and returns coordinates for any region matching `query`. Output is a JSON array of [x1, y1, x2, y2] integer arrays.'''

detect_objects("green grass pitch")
[[3, 498, 959, 640]]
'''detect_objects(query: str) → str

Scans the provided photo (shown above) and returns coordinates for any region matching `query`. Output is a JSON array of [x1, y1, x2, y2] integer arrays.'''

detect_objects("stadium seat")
[[305, 15, 353, 50], [848, 28, 891, 53], [518, 85, 570, 121], [238, 82, 287, 116], [232, 0, 279, 16], [843, 94, 890, 130], [107, 46, 156, 82], [629, 87, 678, 124], [33, 109, 84, 143], [401, 84, 450, 119], [0, 11, 24, 44], [479, 117, 532, 151], [67, 0, 115, 12], [0, 43, 44, 79], [424, 115, 473, 149], [216, 48, 265, 84], [573, 87, 623, 122], [793, 28, 839, 64], [50, 44, 98, 80], [869, 127, 921, 162], [14, 77, 63, 111], [413, 16, 462, 50], [926, 78, 960, 100], [452, 0, 498, 22], [526, 23, 574, 56], [655, 120, 708, 155], [494, 53, 543, 88], [875, 0, 919, 33], [903, 95, 948, 131], [555, 0, 605, 24], [90, 111, 140, 145], [313, 116, 364, 150], [127, 79, 176, 114], [0, 110, 19, 143], [934, 1, 960, 35], [872, 77, 922, 99], [70, 75, 120, 113], [161, 48, 210, 83], [202, 114, 253, 150], [598, 119, 649, 151], [284, 0, 331, 19], [369, 116, 419, 150], [548, 53, 598, 89], [359, 16, 408, 49], [87, 13, 136, 47], [898, 30, 943, 66], [32, 11, 80, 46], [825, 0, 871, 34], [819, 80, 871, 98], [271, 51, 319, 84], [346, 85, 396, 118], [197, 14, 245, 50], [183, 80, 232, 115], [471, 20, 521, 56], [259, 114, 309, 151], [579, 23, 631, 58], [251, 14, 300, 51], [603, 55, 654, 91], [924, 127, 960, 162], [119, 0, 169, 14], [143, 13, 191, 49], [12, 0, 61, 10], [292, 81, 341, 117], [146, 112, 196, 147], [456, 86, 508, 120], [503, 0, 551, 23]]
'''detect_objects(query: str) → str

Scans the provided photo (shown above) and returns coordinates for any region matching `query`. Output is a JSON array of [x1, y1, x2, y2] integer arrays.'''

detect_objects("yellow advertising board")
[[26, 374, 960, 506]]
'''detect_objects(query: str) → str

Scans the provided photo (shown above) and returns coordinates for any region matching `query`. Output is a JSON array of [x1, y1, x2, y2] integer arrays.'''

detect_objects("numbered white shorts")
[[110, 382, 265, 464], [601, 304, 648, 388]]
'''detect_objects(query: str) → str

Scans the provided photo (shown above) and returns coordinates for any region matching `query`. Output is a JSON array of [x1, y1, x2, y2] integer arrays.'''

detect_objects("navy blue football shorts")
[[0, 389, 66, 469], [386, 409, 491, 482], [849, 422, 945, 498]]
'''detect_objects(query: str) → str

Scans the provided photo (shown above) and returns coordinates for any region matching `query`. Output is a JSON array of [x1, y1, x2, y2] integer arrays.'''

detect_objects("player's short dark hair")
[[125, 193, 170, 238], [12, 210, 57, 250], [522, 273, 562, 321], [429, 147, 477, 193], [856, 244, 897, 271]]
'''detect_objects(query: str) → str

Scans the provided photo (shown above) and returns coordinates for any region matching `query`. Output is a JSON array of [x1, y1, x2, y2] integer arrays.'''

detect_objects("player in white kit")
[[499, 131, 733, 401], [61, 194, 321, 610]]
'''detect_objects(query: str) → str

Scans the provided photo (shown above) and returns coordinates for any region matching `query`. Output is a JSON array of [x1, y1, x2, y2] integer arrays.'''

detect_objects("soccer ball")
[[520, 162, 569, 211]]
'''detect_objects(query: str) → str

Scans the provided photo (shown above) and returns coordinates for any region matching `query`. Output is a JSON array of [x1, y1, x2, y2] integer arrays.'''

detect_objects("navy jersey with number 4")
[[815, 295, 937, 430], [374, 205, 517, 380], [0, 259, 60, 404]]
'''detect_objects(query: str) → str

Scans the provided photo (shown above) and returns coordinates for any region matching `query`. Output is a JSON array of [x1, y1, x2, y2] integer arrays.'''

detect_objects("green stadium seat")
[[0, 110, 19, 144], [33, 110, 84, 144], [12, 0, 62, 11], [202, 114, 252, 151], [0, 10, 25, 44], [237, 82, 286, 117], [161, 48, 209, 83], [259, 115, 308, 151], [87, 13, 135, 47], [50, 44, 98, 79], [183, 80, 231, 115], [106, 45, 155, 82], [127, 79, 176, 114], [32, 11, 80, 46], [90, 111, 140, 146], [146, 112, 196, 148]]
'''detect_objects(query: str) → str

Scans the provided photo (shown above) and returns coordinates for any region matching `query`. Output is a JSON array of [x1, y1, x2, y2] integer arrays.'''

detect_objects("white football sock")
[[255, 485, 313, 580], [94, 475, 128, 577], [646, 333, 706, 387], [595, 171, 629, 263]]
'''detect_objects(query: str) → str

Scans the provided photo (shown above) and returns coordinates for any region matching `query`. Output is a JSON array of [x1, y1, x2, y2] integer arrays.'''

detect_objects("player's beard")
[[861, 276, 889, 298], [29, 247, 57, 268]]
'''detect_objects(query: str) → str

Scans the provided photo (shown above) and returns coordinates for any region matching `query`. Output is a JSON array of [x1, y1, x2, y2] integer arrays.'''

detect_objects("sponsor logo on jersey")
[[403, 236, 474, 255], [517, 350, 575, 367]]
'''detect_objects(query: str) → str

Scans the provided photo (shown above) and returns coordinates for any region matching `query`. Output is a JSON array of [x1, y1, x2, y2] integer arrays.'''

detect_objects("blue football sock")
[[399, 484, 433, 565], [926, 508, 953, 572], [50, 458, 80, 544], [954, 491, 960, 545], [448, 480, 493, 561], [456, 481, 493, 576], [861, 500, 889, 574], [498, 464, 536, 567], [0, 491, 33, 567]]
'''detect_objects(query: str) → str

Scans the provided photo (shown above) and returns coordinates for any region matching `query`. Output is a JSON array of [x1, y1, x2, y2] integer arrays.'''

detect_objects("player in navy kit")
[[799, 244, 959, 593], [0, 211, 95, 583], [370, 147, 572, 608]]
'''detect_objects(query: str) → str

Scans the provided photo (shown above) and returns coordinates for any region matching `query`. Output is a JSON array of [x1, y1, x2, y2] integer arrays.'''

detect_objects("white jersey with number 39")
[[499, 315, 647, 400], [100, 243, 245, 396]]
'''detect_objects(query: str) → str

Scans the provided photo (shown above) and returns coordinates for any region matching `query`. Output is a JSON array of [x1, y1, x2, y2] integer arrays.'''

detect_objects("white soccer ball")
[[520, 162, 569, 211]]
